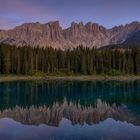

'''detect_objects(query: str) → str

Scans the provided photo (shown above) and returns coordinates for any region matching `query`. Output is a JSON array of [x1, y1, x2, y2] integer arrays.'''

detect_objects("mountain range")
[[0, 21, 140, 49]]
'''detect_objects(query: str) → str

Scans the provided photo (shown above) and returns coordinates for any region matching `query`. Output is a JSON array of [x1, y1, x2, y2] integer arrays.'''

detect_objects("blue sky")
[[0, 0, 140, 29]]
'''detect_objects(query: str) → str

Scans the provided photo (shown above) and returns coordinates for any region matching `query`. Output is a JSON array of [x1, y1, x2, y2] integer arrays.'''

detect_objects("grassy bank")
[[0, 75, 43, 82], [0, 74, 140, 82], [45, 75, 140, 81]]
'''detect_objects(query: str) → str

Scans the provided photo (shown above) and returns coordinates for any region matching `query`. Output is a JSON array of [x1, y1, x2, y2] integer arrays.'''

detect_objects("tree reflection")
[[0, 80, 140, 110]]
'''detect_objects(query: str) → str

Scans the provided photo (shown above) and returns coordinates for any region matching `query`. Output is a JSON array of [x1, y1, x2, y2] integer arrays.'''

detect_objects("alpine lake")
[[0, 79, 140, 140]]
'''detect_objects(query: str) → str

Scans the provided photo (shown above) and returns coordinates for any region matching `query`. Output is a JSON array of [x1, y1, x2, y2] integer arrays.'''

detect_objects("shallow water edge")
[[0, 75, 140, 82]]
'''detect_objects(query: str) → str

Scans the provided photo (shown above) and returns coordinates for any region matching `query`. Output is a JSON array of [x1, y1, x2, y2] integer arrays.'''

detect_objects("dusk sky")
[[0, 0, 140, 29]]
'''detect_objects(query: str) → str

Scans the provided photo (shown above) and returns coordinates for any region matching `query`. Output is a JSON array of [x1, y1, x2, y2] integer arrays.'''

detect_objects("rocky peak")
[[47, 21, 61, 28], [85, 22, 107, 34], [0, 21, 140, 49], [71, 22, 78, 27], [126, 21, 140, 27], [71, 22, 84, 30], [111, 25, 124, 32]]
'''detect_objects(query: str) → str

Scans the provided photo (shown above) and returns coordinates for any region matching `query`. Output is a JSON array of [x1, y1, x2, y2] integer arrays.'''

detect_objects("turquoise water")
[[0, 80, 140, 140]]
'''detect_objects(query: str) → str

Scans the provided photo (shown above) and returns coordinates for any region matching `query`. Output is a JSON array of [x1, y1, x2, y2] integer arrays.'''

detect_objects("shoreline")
[[0, 75, 140, 82], [45, 75, 140, 81]]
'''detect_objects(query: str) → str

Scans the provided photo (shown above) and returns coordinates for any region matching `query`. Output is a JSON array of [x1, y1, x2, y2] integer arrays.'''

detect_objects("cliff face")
[[0, 21, 140, 49]]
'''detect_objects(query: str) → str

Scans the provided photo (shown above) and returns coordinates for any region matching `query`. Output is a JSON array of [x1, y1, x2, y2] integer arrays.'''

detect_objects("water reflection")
[[0, 118, 140, 140], [0, 80, 140, 110], [0, 80, 140, 139], [0, 99, 140, 126]]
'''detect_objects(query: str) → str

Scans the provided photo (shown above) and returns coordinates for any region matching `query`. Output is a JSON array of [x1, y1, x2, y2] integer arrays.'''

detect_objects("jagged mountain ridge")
[[0, 21, 140, 49]]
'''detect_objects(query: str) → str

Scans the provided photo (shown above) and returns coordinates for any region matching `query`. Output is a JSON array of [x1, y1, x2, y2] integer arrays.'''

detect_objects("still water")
[[0, 80, 140, 140]]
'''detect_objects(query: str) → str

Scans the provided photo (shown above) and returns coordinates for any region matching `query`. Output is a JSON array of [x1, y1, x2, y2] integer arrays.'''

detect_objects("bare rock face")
[[123, 31, 140, 44], [109, 21, 140, 44], [0, 21, 140, 49]]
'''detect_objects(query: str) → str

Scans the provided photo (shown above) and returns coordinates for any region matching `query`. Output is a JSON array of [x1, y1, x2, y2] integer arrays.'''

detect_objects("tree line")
[[0, 44, 140, 75]]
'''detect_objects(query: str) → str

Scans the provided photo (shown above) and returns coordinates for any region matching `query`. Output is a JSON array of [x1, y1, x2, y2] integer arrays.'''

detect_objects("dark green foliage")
[[0, 44, 140, 75]]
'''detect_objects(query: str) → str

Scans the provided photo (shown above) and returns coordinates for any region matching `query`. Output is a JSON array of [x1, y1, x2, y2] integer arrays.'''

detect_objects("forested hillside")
[[0, 44, 140, 75]]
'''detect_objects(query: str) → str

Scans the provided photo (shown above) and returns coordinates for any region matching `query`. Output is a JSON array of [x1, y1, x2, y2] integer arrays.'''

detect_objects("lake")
[[0, 80, 140, 140]]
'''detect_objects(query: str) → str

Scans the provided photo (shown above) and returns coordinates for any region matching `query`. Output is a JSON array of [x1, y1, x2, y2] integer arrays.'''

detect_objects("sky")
[[0, 0, 140, 29]]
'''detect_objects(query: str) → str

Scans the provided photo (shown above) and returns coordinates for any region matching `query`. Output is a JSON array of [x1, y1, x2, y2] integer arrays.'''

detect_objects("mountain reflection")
[[0, 80, 140, 110], [0, 99, 139, 126]]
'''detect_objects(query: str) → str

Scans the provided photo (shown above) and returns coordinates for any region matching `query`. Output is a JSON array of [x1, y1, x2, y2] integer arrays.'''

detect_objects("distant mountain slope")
[[123, 31, 140, 44], [0, 21, 140, 49]]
